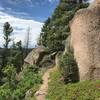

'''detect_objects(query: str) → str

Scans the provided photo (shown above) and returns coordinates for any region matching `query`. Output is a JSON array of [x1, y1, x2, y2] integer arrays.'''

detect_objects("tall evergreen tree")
[[2, 22, 13, 67], [39, 0, 88, 52], [3, 22, 13, 49]]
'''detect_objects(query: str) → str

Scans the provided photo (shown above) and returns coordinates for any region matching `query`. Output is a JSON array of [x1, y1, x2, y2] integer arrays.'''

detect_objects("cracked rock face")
[[24, 46, 55, 68], [70, 0, 100, 80]]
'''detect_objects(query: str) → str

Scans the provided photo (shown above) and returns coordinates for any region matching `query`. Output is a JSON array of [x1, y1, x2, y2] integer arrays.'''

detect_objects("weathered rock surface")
[[25, 89, 34, 99], [70, 0, 100, 80], [24, 46, 47, 65], [24, 46, 56, 67], [64, 35, 74, 54]]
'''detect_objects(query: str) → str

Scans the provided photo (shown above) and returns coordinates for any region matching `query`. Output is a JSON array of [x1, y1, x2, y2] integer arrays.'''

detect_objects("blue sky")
[[0, 0, 59, 47], [0, 0, 59, 22]]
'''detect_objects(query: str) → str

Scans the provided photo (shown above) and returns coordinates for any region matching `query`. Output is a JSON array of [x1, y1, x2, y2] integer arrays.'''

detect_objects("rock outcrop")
[[70, 0, 100, 80], [24, 46, 56, 67], [24, 46, 47, 65]]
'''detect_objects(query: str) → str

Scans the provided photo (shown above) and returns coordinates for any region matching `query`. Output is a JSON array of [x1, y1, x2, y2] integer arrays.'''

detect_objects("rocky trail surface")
[[35, 67, 55, 100]]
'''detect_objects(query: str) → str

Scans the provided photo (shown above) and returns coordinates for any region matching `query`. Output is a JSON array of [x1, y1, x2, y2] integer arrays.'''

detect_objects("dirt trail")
[[35, 67, 55, 100]]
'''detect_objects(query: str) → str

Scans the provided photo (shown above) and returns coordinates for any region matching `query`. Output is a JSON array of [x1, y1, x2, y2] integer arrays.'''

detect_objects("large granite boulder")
[[24, 46, 47, 65], [24, 46, 56, 67], [39, 52, 56, 67], [70, 0, 100, 80]]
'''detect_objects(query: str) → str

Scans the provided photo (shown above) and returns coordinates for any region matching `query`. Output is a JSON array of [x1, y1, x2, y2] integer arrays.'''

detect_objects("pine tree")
[[39, 0, 88, 52], [3, 22, 13, 49], [2, 22, 13, 67]]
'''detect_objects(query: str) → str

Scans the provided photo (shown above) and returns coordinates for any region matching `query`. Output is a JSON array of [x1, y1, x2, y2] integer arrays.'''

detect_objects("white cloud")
[[0, 11, 43, 48], [48, 0, 58, 2]]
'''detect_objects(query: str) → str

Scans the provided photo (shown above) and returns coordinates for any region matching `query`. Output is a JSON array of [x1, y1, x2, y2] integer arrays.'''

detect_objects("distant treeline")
[[0, 48, 32, 71]]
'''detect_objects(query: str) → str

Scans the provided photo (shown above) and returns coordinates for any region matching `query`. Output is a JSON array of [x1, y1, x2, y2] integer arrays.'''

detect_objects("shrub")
[[0, 83, 13, 100], [59, 52, 78, 83], [12, 65, 42, 100], [0, 64, 42, 100], [3, 64, 16, 89]]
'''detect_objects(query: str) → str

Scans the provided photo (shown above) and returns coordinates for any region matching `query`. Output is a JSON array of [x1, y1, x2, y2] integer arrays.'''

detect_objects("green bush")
[[0, 64, 42, 100], [46, 69, 100, 100], [59, 52, 78, 83], [2, 64, 16, 89], [12, 65, 42, 100], [0, 83, 13, 100]]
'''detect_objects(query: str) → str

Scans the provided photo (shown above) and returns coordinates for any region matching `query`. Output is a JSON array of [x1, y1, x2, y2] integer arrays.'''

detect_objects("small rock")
[[35, 90, 46, 96], [25, 89, 33, 99]]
